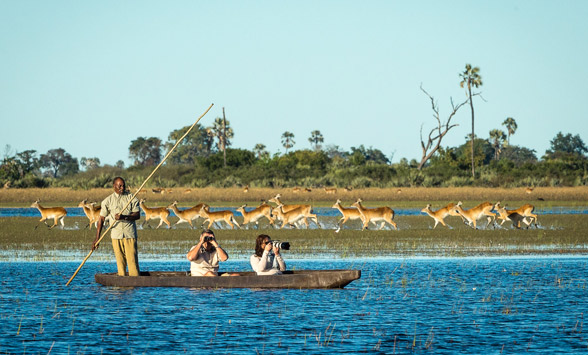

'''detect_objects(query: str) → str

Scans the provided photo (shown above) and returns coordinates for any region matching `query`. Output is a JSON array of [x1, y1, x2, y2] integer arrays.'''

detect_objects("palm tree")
[[281, 131, 295, 153], [308, 130, 324, 151], [253, 143, 268, 159], [208, 116, 234, 167], [489, 129, 507, 160], [459, 64, 483, 178], [502, 117, 517, 146]]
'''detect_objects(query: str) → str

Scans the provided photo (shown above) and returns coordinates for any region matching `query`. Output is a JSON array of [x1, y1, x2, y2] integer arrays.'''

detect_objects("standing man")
[[92, 177, 141, 276]]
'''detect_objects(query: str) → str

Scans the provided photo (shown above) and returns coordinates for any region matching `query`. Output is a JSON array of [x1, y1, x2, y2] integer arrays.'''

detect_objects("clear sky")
[[1, 1, 587, 166]]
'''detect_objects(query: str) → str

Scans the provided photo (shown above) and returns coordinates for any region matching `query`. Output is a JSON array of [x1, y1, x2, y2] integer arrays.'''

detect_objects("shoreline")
[[2, 250, 588, 263]]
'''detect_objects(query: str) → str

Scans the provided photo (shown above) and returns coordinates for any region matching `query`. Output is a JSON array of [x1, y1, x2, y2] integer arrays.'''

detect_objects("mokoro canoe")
[[95, 269, 361, 289]]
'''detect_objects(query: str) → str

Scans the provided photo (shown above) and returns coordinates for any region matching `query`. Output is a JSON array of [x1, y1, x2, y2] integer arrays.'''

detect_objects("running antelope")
[[139, 199, 171, 229], [272, 204, 319, 229], [352, 199, 397, 230], [454, 201, 496, 229], [199, 204, 241, 229], [268, 194, 311, 213], [268, 194, 317, 227], [167, 201, 205, 228], [78, 199, 101, 229], [420, 203, 463, 229], [494, 202, 538, 228], [236, 202, 274, 229], [332, 199, 363, 232], [31, 200, 67, 229]]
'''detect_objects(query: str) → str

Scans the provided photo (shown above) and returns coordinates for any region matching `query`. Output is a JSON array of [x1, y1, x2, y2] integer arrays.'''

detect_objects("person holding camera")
[[186, 229, 230, 277], [250, 234, 287, 275]]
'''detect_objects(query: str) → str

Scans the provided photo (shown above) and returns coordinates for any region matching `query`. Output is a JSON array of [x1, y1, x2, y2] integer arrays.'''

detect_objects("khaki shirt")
[[100, 191, 140, 239]]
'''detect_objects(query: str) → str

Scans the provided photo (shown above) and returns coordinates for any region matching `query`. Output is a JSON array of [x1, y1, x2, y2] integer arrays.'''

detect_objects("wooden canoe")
[[95, 269, 361, 289]]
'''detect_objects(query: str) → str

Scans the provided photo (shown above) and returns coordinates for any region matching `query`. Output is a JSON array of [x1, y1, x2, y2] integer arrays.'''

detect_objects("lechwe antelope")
[[494, 202, 538, 229], [272, 204, 319, 229], [268, 194, 318, 227], [454, 201, 496, 229], [31, 200, 67, 229], [324, 187, 337, 194], [332, 199, 363, 232], [167, 201, 205, 228], [78, 199, 101, 229], [236, 202, 274, 229], [420, 203, 463, 229], [352, 198, 397, 230], [139, 199, 171, 229], [199, 204, 241, 229]]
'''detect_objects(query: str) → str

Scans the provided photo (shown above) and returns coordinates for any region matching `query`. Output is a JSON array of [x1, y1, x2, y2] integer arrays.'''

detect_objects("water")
[[3, 206, 588, 217], [1, 258, 587, 354]]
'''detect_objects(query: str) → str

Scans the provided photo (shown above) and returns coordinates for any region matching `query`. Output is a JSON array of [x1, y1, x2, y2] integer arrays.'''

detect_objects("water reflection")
[[0, 259, 587, 354]]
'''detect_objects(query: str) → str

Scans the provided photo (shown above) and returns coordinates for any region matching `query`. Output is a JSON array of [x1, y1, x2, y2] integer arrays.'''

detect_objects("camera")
[[203, 236, 215, 242], [271, 241, 290, 250]]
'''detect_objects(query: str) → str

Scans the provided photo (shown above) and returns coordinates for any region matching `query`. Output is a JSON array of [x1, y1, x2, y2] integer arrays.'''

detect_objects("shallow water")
[[1, 258, 587, 354], [3, 206, 588, 217]]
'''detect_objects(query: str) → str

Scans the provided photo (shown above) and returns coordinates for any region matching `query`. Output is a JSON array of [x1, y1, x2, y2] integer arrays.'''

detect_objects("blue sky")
[[1, 1, 587, 166]]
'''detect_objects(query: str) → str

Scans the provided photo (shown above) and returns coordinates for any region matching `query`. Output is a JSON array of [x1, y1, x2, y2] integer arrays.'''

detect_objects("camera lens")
[[271, 241, 290, 250]]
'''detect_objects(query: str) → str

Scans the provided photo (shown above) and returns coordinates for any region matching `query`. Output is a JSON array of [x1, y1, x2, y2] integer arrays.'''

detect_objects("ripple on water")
[[0, 258, 587, 353]]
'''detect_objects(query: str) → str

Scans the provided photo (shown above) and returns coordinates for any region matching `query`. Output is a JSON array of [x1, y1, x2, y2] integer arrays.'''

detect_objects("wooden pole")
[[66, 103, 214, 286]]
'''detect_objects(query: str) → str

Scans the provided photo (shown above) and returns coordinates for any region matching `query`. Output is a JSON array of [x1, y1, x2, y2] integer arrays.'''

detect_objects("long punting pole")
[[66, 103, 214, 286]]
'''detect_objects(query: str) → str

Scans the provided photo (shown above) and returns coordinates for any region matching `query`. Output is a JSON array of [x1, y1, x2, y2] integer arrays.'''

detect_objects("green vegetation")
[[1, 118, 587, 190], [2, 215, 587, 262]]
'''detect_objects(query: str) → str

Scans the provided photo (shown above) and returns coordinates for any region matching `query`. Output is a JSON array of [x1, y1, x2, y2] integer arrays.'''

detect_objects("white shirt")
[[189, 245, 221, 276], [250, 250, 286, 275]]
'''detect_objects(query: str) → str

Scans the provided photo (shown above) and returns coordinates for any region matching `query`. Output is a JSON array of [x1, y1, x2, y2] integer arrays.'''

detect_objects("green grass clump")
[[1, 214, 587, 261]]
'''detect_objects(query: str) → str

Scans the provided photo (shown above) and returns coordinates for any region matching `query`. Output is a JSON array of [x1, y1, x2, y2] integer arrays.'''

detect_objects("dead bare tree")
[[417, 84, 469, 170]]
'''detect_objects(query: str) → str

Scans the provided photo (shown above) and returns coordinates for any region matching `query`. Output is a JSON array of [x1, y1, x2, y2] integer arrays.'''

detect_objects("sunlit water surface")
[[1, 258, 587, 354], [2, 206, 588, 218]]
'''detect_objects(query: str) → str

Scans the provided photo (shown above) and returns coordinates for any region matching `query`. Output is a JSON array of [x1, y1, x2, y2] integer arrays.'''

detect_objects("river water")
[[1, 258, 587, 354], [3, 206, 588, 217]]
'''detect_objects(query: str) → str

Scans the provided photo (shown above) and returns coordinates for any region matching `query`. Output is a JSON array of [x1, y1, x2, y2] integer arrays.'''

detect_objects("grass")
[[2, 185, 587, 260], [1, 186, 587, 207], [1, 214, 587, 261]]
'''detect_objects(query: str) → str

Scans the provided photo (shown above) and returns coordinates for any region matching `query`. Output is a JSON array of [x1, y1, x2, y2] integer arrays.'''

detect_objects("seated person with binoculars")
[[187, 229, 236, 276], [250, 234, 288, 275]]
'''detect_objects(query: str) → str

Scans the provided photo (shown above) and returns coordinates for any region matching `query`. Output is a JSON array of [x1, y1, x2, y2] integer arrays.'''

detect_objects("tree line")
[[2, 128, 586, 190], [1, 64, 587, 189]]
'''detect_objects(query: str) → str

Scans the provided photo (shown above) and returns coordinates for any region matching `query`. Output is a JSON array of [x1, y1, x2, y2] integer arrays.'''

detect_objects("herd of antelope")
[[29, 195, 539, 231]]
